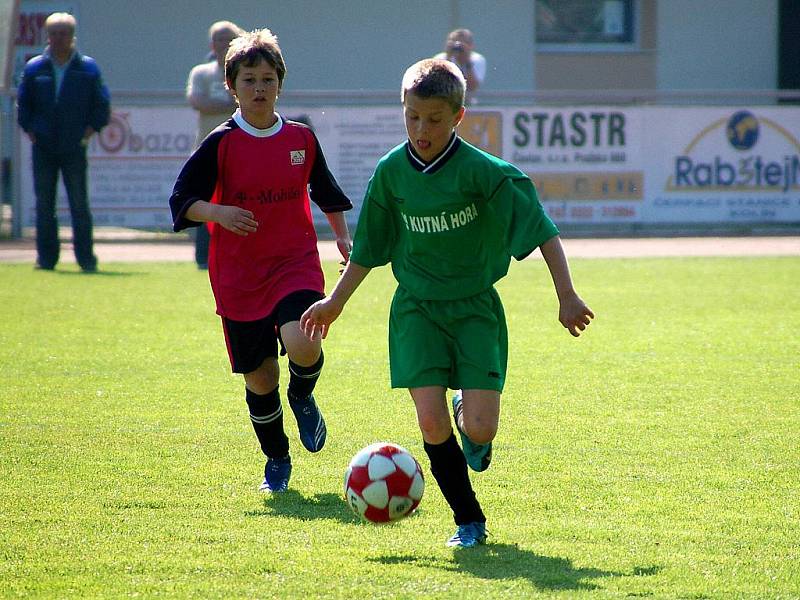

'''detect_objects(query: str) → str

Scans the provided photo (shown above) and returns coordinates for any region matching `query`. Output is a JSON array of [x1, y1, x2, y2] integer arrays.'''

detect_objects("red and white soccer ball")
[[344, 442, 425, 523]]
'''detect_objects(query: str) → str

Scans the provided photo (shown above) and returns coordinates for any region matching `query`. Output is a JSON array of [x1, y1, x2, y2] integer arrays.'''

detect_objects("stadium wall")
[[8, 1, 779, 96], [657, 0, 777, 91], [15, 0, 534, 93]]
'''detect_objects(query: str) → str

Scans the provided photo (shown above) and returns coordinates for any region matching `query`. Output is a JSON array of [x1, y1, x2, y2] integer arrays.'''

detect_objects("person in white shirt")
[[434, 29, 486, 104], [186, 20, 244, 269]]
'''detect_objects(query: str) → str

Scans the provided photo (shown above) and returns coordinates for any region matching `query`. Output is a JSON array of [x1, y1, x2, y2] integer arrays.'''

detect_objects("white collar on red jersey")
[[233, 109, 283, 138]]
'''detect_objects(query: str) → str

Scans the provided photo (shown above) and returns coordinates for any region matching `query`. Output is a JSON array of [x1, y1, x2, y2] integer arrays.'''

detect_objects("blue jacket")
[[17, 51, 111, 154]]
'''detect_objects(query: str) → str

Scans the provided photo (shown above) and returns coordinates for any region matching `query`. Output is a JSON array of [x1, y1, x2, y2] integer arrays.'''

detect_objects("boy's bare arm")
[[324, 211, 353, 263], [539, 236, 594, 337], [185, 200, 257, 236], [300, 262, 371, 340]]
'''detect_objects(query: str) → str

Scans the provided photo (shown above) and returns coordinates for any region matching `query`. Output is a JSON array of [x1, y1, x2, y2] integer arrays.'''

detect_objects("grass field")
[[0, 256, 798, 599]]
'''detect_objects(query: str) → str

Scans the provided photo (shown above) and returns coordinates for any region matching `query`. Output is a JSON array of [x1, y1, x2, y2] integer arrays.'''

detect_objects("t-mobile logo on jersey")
[[233, 188, 302, 205], [290, 150, 306, 165]]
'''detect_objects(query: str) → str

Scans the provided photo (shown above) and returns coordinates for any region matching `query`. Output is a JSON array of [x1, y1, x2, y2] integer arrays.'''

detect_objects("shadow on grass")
[[52, 269, 139, 277], [245, 491, 359, 524], [371, 544, 661, 591]]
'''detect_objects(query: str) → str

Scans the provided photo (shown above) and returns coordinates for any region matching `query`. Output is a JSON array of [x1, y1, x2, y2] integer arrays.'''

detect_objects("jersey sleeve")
[[349, 174, 397, 268], [169, 129, 223, 231], [307, 130, 353, 213], [489, 174, 559, 260]]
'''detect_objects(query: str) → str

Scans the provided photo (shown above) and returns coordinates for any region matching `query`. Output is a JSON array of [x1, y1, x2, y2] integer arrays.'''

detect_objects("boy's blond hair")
[[45, 12, 76, 34], [401, 58, 465, 112], [225, 29, 286, 89]]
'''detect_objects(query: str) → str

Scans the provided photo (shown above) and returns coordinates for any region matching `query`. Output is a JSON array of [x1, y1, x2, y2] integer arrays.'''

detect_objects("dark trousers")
[[194, 223, 209, 267], [32, 145, 96, 270]]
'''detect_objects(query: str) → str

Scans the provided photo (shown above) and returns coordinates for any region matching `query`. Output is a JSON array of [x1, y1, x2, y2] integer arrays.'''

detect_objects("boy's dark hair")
[[225, 29, 286, 89], [401, 59, 465, 112]]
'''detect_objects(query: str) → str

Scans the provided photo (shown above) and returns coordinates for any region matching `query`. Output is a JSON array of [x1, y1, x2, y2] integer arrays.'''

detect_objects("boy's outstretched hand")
[[300, 298, 343, 341], [559, 292, 594, 337]]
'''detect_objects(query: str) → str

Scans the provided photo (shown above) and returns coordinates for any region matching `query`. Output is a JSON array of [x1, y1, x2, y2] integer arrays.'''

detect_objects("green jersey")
[[350, 136, 559, 300]]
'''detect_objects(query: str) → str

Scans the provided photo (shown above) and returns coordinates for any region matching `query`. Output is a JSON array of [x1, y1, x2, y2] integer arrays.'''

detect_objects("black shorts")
[[221, 289, 324, 374]]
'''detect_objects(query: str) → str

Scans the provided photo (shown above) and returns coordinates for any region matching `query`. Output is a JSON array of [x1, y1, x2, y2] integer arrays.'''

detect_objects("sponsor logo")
[[94, 112, 193, 156], [400, 203, 478, 233], [234, 187, 301, 205], [668, 110, 800, 193], [290, 150, 306, 165]]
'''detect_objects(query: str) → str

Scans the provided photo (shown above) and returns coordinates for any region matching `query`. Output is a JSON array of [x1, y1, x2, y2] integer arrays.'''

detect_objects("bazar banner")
[[18, 105, 406, 230], [20, 106, 195, 228], [641, 107, 800, 223]]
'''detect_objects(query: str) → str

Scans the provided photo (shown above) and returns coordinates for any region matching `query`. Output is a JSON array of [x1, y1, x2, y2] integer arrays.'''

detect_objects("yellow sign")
[[529, 171, 644, 201], [458, 111, 503, 157]]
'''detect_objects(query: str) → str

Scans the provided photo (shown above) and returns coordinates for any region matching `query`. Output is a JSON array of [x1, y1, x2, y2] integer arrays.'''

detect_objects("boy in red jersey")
[[170, 29, 352, 493]]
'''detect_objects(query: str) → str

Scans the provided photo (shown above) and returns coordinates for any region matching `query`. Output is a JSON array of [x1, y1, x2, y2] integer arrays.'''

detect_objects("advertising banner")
[[20, 106, 195, 228], [17, 104, 800, 230], [490, 106, 644, 223], [280, 106, 406, 220], [642, 107, 800, 223]]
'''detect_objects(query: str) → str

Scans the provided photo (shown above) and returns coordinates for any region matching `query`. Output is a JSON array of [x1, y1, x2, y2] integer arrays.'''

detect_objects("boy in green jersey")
[[301, 58, 593, 548]]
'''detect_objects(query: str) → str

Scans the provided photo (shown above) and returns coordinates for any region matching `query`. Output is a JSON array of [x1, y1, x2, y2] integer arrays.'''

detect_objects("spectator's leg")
[[195, 223, 210, 269], [32, 145, 60, 269], [61, 149, 97, 271]]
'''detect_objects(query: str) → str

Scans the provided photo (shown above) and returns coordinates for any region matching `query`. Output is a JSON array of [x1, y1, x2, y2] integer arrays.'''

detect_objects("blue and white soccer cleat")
[[288, 393, 327, 453], [446, 522, 488, 548], [452, 391, 492, 472], [259, 455, 292, 493]]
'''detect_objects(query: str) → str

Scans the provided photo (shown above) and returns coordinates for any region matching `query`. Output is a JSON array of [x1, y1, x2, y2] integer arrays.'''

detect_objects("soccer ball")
[[344, 442, 425, 523]]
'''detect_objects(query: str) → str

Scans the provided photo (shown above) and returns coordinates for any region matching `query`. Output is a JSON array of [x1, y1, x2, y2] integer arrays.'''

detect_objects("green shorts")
[[388, 285, 508, 391]]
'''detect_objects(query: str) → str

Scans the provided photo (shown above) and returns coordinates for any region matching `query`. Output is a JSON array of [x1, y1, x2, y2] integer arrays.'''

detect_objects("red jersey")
[[170, 112, 352, 321]]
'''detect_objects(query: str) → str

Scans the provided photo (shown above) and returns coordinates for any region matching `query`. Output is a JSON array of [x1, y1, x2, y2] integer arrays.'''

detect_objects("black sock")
[[245, 387, 289, 459], [424, 433, 485, 525], [287, 350, 324, 402]]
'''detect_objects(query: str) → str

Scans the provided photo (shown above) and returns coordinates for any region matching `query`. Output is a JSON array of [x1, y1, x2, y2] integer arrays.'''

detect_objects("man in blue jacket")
[[17, 12, 110, 272]]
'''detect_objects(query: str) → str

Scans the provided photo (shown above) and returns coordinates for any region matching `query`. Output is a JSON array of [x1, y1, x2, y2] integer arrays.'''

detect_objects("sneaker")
[[288, 393, 327, 453], [259, 455, 292, 492], [452, 391, 492, 472], [446, 522, 488, 548]]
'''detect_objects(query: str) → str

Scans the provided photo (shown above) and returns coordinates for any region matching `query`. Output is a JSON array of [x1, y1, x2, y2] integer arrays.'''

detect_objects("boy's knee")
[[244, 359, 279, 394], [281, 324, 321, 366], [287, 344, 321, 368], [417, 415, 452, 445], [462, 420, 497, 445]]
